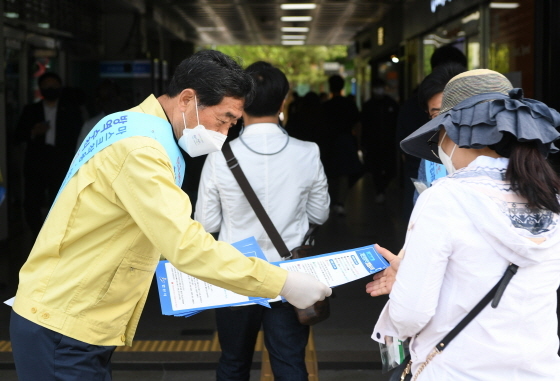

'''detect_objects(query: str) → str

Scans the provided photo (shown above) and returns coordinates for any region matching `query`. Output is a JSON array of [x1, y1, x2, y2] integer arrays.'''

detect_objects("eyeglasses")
[[427, 129, 440, 159]]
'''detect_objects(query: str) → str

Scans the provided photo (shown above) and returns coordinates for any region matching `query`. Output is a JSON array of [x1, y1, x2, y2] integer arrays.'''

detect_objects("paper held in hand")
[[155, 236, 389, 317]]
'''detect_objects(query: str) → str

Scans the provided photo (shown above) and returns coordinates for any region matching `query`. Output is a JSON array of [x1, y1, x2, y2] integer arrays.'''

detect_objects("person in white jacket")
[[195, 61, 330, 381], [368, 69, 560, 380]]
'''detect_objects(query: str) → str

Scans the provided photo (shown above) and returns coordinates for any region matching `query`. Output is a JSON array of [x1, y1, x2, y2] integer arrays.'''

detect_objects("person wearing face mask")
[[14, 72, 83, 237], [195, 61, 330, 381], [367, 69, 560, 380], [9, 50, 332, 381], [396, 46, 468, 226], [359, 78, 400, 203], [412, 63, 467, 203]]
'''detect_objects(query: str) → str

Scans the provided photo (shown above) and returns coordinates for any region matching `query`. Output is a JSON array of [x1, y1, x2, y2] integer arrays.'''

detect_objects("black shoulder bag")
[[392, 262, 519, 381], [222, 142, 330, 325]]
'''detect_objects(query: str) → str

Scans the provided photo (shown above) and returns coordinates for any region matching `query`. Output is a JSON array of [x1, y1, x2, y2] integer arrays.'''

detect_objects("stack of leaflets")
[[155, 236, 390, 317]]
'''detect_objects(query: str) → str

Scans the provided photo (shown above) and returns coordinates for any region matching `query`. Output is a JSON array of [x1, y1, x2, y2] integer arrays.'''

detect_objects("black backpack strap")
[[222, 142, 292, 259]]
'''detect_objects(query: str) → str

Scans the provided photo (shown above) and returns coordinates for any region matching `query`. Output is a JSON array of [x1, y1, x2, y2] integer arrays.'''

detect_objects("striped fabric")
[[440, 69, 513, 114]]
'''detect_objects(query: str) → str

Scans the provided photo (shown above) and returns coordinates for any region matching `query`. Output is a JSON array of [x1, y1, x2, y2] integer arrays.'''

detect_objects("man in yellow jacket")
[[10, 50, 331, 381]]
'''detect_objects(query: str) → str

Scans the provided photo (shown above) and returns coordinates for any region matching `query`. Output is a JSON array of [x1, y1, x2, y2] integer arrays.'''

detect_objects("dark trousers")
[[10, 310, 116, 381], [364, 151, 395, 195], [216, 302, 310, 381]]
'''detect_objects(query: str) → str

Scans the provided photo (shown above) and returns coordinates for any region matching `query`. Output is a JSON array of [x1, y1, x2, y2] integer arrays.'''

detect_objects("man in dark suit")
[[16, 72, 83, 236], [360, 78, 400, 203], [321, 74, 362, 216]]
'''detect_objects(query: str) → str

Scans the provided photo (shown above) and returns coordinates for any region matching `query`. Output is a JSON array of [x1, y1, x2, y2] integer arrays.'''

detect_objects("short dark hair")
[[430, 45, 467, 69], [328, 75, 345, 93], [418, 62, 467, 111], [38, 72, 62, 87], [166, 50, 255, 108], [243, 61, 289, 117]]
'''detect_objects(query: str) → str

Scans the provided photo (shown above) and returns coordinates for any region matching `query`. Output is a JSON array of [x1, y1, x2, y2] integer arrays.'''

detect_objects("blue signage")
[[100, 60, 151, 78]]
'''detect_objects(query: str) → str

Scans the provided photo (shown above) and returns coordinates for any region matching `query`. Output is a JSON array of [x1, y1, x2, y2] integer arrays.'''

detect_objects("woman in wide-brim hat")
[[368, 69, 560, 380]]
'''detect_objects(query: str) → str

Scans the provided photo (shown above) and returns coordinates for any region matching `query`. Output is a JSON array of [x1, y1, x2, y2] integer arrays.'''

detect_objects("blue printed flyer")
[[155, 237, 272, 317], [155, 237, 389, 317], [272, 245, 390, 288]]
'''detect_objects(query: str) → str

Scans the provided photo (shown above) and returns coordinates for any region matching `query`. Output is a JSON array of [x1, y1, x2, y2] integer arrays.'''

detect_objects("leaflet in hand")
[[155, 237, 389, 317], [156, 237, 272, 317], [273, 245, 389, 288]]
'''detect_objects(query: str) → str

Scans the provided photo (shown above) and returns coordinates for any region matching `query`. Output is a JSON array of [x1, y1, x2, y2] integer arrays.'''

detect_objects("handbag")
[[391, 263, 519, 381], [288, 224, 331, 325], [222, 142, 330, 326]]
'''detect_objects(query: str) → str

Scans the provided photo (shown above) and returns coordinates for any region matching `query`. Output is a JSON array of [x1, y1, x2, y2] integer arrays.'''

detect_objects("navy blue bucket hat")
[[400, 69, 560, 163]]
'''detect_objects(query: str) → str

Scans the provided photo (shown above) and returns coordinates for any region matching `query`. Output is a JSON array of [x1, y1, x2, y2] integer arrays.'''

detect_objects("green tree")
[[204, 45, 348, 91]]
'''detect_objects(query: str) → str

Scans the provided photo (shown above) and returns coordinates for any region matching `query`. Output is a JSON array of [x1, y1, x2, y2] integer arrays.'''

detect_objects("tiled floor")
[[0, 369, 389, 380]]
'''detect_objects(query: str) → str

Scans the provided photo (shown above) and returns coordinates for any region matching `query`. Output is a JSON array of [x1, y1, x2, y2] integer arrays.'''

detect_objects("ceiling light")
[[281, 3, 317, 10], [461, 11, 480, 24], [282, 27, 309, 32], [196, 27, 226, 32], [282, 35, 306, 39], [282, 40, 305, 45], [281, 16, 312, 22], [489, 2, 520, 9], [391, 55, 399, 63]]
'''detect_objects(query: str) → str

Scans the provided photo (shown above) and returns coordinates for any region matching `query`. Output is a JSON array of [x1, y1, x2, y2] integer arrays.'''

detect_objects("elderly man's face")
[[200, 97, 244, 134], [427, 92, 443, 120], [185, 96, 244, 136]]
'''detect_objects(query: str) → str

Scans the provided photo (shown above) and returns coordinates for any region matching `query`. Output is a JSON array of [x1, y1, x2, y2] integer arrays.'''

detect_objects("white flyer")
[[155, 238, 389, 317], [274, 245, 389, 288]]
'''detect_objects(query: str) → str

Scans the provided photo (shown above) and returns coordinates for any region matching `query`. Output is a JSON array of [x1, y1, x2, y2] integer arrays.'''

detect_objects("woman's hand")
[[365, 244, 401, 297]]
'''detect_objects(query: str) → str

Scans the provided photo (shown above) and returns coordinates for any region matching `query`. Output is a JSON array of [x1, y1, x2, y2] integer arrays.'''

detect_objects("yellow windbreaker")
[[13, 95, 287, 346]]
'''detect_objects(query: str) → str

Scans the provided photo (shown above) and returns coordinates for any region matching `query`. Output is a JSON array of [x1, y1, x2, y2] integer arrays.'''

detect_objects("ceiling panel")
[[155, 0, 400, 46]]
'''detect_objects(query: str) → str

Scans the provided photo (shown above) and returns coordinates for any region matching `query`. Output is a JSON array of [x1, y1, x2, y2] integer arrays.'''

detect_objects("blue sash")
[[54, 111, 185, 206], [425, 160, 447, 185]]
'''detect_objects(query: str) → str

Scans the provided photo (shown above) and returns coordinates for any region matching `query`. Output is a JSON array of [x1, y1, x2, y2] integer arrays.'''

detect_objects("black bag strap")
[[302, 224, 319, 246], [436, 263, 518, 353], [222, 142, 292, 259]]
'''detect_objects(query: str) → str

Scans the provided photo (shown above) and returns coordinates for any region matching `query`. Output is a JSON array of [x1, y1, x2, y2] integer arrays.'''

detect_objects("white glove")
[[280, 271, 332, 309]]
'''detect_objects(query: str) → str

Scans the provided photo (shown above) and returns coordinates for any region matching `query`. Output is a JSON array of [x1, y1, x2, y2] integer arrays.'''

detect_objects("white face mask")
[[177, 95, 227, 157], [438, 131, 457, 175]]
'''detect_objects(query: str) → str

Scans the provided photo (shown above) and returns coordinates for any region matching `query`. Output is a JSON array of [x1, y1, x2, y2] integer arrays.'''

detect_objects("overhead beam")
[[322, 0, 358, 45], [117, 0, 146, 13], [170, 0, 235, 45], [152, 5, 189, 42], [113, 0, 191, 43], [234, 0, 263, 45]]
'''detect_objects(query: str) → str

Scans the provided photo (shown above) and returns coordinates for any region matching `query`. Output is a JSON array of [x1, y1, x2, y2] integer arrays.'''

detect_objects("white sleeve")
[[385, 185, 454, 339], [306, 144, 330, 225], [372, 302, 401, 344], [194, 152, 223, 233]]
